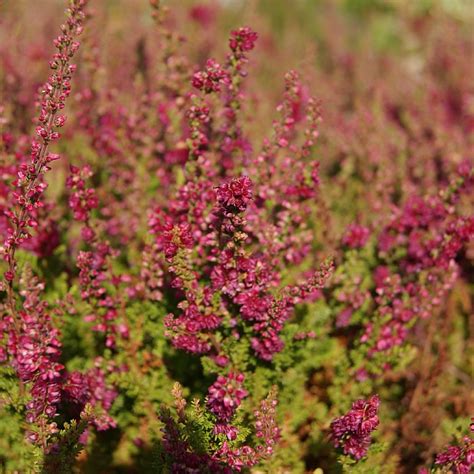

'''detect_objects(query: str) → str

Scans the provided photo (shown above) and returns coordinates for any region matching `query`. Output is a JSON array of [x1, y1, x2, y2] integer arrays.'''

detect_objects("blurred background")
[[2, 0, 473, 115]]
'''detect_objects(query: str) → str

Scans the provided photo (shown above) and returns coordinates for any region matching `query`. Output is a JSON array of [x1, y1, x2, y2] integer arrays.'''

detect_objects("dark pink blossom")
[[216, 176, 253, 213], [192, 58, 230, 94], [229, 27, 258, 53], [435, 436, 474, 474], [330, 395, 380, 460], [342, 223, 370, 249], [207, 372, 248, 422]]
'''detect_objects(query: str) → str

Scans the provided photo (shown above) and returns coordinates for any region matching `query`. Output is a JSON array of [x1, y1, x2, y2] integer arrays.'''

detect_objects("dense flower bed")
[[0, 0, 472, 472]]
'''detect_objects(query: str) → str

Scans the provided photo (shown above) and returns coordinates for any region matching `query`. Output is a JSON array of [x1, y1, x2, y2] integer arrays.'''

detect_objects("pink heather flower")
[[5, 274, 64, 440], [149, 208, 193, 260], [342, 223, 370, 249], [336, 307, 353, 328], [67, 165, 98, 222], [212, 354, 230, 367], [62, 362, 118, 431], [235, 290, 272, 321], [330, 395, 380, 460], [250, 328, 285, 361], [3, 0, 87, 287], [229, 27, 258, 53], [216, 176, 253, 213], [373, 265, 391, 289], [435, 436, 474, 474], [168, 332, 212, 354], [254, 390, 280, 449], [189, 4, 216, 27], [22, 215, 60, 258], [216, 442, 258, 471], [192, 59, 230, 94], [207, 372, 248, 422], [162, 222, 193, 260], [213, 423, 239, 440], [214, 389, 279, 470]]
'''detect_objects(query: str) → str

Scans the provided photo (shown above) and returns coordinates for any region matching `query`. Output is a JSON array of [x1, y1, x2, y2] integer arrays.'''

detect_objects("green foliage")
[[338, 442, 397, 474], [42, 407, 92, 473]]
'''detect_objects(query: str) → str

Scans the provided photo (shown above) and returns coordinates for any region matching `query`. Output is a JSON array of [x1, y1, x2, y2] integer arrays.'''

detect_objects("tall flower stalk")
[[1, 0, 88, 453], [3, 0, 87, 321]]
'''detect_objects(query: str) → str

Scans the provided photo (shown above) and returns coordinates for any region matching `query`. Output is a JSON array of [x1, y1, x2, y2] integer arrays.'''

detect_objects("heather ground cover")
[[0, 0, 473, 472]]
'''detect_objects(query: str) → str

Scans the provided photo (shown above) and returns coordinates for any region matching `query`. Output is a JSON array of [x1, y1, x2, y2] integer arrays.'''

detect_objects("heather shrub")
[[0, 0, 472, 473]]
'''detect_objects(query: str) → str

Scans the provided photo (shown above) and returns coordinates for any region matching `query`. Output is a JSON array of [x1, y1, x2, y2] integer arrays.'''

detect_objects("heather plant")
[[0, 0, 473, 473]]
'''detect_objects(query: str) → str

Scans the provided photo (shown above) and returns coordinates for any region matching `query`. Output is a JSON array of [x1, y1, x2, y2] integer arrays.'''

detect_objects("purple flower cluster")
[[156, 164, 332, 360], [148, 209, 193, 261], [435, 436, 474, 474], [216, 389, 280, 470], [67, 163, 130, 349], [352, 173, 474, 364], [186, 103, 211, 159], [66, 165, 98, 227], [62, 360, 118, 431], [378, 191, 473, 272], [2, 272, 63, 446], [342, 223, 370, 249], [254, 389, 280, 453], [192, 58, 230, 94], [330, 395, 380, 460], [164, 303, 221, 354], [207, 372, 248, 422], [216, 176, 253, 213], [76, 243, 128, 348], [229, 27, 258, 53]]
